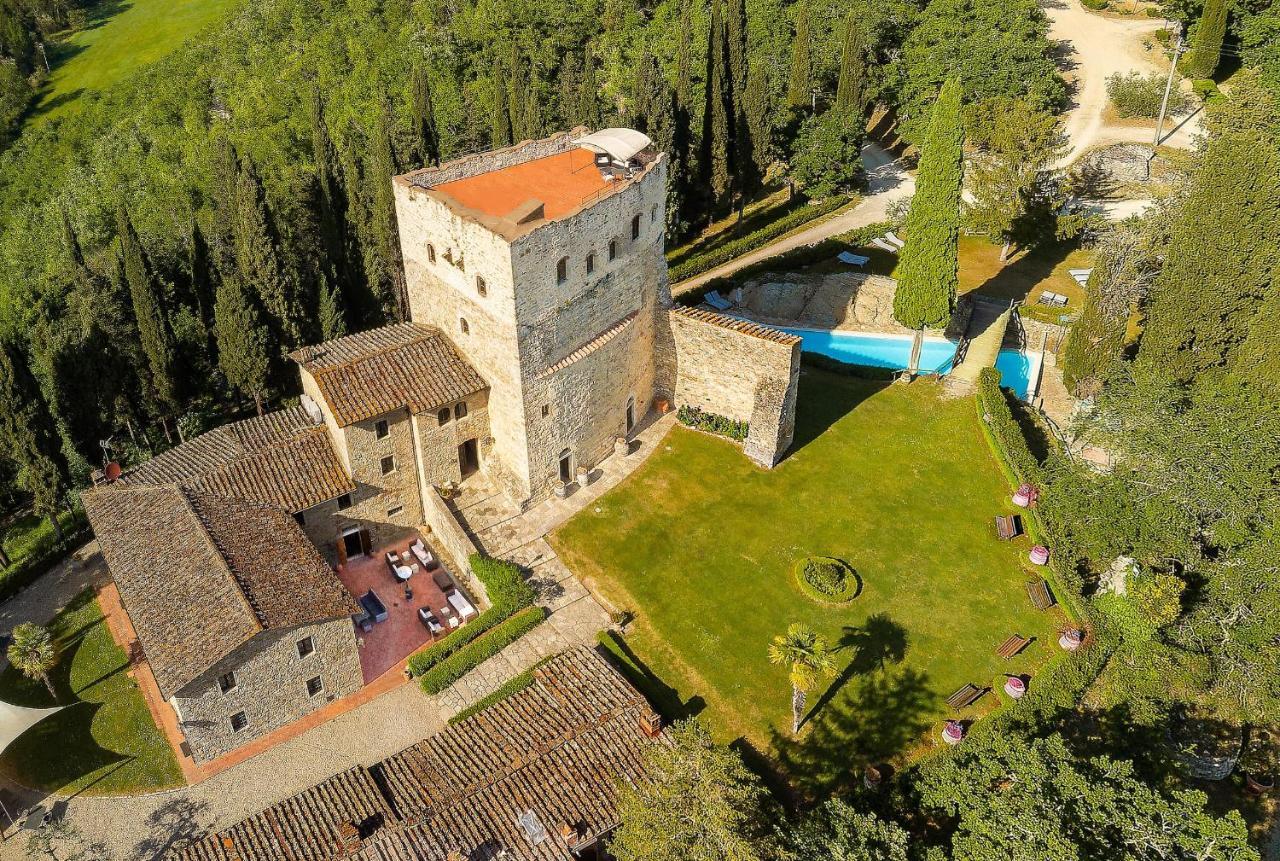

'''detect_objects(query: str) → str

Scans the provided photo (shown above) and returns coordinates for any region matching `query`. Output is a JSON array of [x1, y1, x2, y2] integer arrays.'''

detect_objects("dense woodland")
[[0, 0, 1278, 855]]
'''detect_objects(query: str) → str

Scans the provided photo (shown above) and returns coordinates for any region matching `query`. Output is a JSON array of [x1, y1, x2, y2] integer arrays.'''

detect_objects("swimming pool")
[[775, 326, 1040, 399]]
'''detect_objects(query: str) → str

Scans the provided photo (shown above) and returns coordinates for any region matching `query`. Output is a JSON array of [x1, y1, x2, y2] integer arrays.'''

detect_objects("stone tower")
[[394, 129, 670, 505]]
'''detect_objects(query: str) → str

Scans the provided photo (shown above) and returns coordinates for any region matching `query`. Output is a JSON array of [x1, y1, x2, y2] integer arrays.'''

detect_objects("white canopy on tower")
[[576, 128, 653, 163]]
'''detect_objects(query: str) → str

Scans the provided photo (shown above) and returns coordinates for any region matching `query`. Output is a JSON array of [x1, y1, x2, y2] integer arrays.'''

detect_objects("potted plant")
[[576, 465, 591, 486]]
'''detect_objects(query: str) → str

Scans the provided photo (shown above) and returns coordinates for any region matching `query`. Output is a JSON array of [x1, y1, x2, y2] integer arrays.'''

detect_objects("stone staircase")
[[943, 300, 1013, 397]]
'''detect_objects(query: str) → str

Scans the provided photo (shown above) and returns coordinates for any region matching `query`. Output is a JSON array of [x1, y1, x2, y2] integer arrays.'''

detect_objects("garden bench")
[[997, 634, 1031, 658], [1026, 578, 1056, 611], [945, 683, 984, 710], [995, 514, 1022, 541]]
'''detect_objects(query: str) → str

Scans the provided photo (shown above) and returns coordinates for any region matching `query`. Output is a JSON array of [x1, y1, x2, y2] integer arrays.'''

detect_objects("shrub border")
[[791, 556, 860, 604], [418, 606, 547, 694]]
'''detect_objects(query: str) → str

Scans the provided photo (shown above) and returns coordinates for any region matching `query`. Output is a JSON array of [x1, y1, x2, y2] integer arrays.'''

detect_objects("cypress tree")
[[0, 342, 70, 539], [670, 7, 696, 236], [559, 50, 582, 128], [409, 64, 441, 166], [318, 273, 347, 342], [338, 130, 383, 327], [745, 63, 772, 178], [835, 11, 868, 122], [525, 80, 544, 139], [369, 102, 408, 320], [1185, 0, 1229, 80], [492, 65, 512, 146], [508, 45, 527, 141], [634, 52, 664, 132], [187, 220, 216, 333], [309, 87, 349, 307], [726, 0, 748, 100], [579, 45, 602, 130], [893, 77, 964, 331], [702, 0, 733, 204], [214, 275, 271, 417], [787, 0, 813, 110], [232, 158, 303, 350], [1137, 131, 1280, 385], [117, 206, 181, 430]]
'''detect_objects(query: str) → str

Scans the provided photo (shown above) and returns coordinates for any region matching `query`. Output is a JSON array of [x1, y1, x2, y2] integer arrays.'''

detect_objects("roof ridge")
[[180, 487, 271, 633], [294, 322, 435, 370]]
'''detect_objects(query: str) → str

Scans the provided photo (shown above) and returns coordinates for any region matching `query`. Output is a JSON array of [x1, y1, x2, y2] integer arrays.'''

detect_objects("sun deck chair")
[[885, 231, 906, 249], [838, 251, 870, 267], [1068, 268, 1093, 278], [704, 290, 733, 311], [871, 237, 898, 253], [410, 539, 436, 569]]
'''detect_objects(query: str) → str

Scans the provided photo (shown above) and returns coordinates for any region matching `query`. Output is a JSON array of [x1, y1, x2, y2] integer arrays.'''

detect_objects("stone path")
[[945, 302, 1012, 395]]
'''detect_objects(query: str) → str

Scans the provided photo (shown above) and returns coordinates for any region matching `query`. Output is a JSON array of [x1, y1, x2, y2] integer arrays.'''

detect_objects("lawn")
[[30, 0, 241, 124], [956, 236, 1096, 325], [0, 589, 183, 795], [0, 509, 87, 600], [552, 370, 1060, 793]]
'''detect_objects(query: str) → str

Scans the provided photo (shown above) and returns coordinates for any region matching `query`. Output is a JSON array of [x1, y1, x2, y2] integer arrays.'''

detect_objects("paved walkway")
[[674, 143, 914, 294]]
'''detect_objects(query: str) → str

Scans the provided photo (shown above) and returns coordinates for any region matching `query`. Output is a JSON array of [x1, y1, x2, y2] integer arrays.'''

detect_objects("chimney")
[[639, 710, 663, 738], [507, 199, 546, 225], [220, 837, 241, 861], [559, 823, 582, 848]]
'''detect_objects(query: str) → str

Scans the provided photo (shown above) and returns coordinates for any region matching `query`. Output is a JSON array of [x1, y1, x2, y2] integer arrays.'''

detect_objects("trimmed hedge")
[[419, 606, 547, 694], [447, 654, 556, 724], [793, 556, 860, 603], [668, 196, 853, 283], [976, 368, 1042, 486], [676, 405, 748, 441], [406, 553, 537, 677]]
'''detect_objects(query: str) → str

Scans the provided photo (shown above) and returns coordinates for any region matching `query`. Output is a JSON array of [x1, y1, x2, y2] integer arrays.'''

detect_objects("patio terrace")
[[335, 531, 475, 684]]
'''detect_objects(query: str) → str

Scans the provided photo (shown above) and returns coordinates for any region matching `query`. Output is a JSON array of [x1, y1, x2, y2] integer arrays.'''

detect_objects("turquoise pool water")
[[776, 326, 1039, 399]]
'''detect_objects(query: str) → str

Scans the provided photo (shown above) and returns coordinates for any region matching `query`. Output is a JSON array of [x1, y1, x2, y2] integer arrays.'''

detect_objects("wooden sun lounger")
[[995, 514, 1022, 541], [946, 683, 984, 710], [1027, 578, 1056, 611], [997, 634, 1031, 658]]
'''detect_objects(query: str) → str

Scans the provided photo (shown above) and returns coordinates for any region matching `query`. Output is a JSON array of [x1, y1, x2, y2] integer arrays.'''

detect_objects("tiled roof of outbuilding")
[[119, 406, 353, 512], [83, 485, 359, 698], [670, 305, 802, 346], [175, 766, 398, 861], [290, 324, 487, 427], [168, 647, 663, 861]]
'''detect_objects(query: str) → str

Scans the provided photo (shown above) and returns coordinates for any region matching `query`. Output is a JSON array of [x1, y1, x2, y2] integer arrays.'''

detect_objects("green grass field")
[[32, 0, 240, 123], [553, 370, 1060, 793], [0, 589, 183, 795]]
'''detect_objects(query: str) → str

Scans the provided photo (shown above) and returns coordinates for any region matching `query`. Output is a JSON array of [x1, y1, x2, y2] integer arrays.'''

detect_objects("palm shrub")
[[768, 623, 837, 734], [893, 77, 963, 330], [8, 622, 58, 700]]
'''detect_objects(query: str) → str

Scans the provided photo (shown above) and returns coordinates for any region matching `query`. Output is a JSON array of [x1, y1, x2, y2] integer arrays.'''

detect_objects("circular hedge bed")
[[792, 556, 860, 604]]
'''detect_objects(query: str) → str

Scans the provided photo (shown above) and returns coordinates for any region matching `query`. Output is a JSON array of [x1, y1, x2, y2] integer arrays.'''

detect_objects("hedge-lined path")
[[674, 142, 913, 295]]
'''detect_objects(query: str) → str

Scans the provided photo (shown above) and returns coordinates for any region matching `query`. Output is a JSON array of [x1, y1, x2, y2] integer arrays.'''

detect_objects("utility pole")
[[1149, 23, 1184, 178]]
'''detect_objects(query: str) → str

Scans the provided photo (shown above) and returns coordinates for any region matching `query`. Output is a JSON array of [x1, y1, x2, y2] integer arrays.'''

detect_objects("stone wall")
[[172, 617, 361, 763], [420, 487, 488, 605], [409, 391, 492, 491], [663, 308, 801, 468]]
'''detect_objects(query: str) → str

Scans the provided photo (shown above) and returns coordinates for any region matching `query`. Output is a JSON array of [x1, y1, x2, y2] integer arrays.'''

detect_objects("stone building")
[[82, 127, 802, 765]]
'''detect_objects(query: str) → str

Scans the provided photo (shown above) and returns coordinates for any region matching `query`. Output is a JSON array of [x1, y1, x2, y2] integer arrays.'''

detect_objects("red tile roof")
[[671, 306, 802, 346], [431, 149, 611, 221], [291, 324, 486, 427]]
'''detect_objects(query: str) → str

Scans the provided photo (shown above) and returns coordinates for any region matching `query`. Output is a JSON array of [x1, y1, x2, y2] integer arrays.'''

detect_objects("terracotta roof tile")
[[670, 306, 801, 346], [168, 648, 664, 861], [83, 485, 359, 697], [120, 407, 353, 512], [291, 324, 486, 427]]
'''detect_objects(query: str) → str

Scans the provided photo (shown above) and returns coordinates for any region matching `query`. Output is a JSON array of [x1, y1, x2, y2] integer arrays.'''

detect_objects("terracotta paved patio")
[[336, 533, 460, 684]]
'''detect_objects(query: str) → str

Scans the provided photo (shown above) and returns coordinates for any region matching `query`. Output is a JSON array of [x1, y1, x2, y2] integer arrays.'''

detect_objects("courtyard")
[[552, 368, 1060, 793]]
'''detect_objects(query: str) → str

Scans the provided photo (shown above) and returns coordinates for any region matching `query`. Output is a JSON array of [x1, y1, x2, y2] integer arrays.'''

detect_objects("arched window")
[[476, 275, 487, 296], [651, 205, 658, 224], [459, 317, 469, 334], [631, 214, 641, 240], [608, 239, 618, 261], [437, 408, 451, 426], [556, 257, 568, 284], [427, 243, 436, 263], [585, 252, 595, 275]]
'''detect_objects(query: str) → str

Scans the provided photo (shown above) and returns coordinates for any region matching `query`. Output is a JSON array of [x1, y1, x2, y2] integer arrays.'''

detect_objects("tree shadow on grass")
[[786, 370, 889, 455], [972, 241, 1074, 305], [595, 634, 705, 722], [773, 666, 933, 798], [803, 614, 908, 729]]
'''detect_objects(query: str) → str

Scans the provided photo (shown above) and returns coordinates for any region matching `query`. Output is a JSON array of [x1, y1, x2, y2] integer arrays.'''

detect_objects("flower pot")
[[1004, 676, 1027, 699], [1059, 629, 1085, 651], [1245, 772, 1274, 794], [576, 466, 591, 486], [614, 436, 630, 456], [942, 721, 965, 745], [553, 481, 569, 499], [1029, 545, 1050, 566], [863, 765, 883, 789]]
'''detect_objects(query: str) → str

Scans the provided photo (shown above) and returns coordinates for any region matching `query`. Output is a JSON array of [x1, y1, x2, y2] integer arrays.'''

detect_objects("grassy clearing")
[[0, 589, 183, 795], [553, 370, 1059, 794], [31, 0, 241, 124], [956, 236, 1096, 324], [0, 509, 87, 601]]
